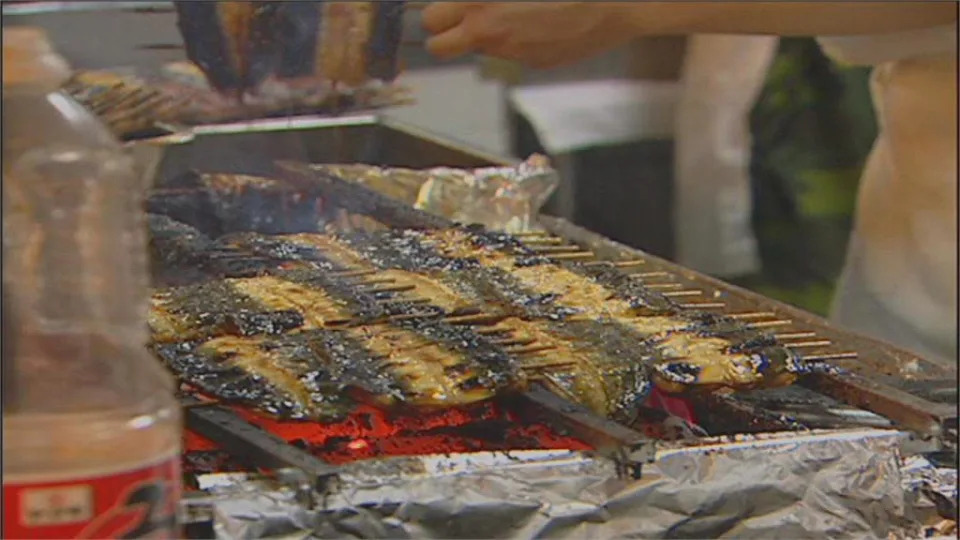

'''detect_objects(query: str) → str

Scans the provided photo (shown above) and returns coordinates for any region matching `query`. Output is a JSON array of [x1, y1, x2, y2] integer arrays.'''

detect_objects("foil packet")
[[314, 155, 559, 233]]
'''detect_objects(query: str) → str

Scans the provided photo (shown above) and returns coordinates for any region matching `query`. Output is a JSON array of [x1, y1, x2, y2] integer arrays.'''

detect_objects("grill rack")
[[274, 160, 957, 449], [151, 158, 956, 481]]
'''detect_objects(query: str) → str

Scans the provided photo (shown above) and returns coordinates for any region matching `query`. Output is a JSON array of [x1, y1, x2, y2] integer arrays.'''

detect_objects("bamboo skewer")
[[747, 320, 793, 329], [727, 312, 777, 320], [679, 302, 726, 309], [662, 290, 703, 298], [775, 332, 818, 341], [508, 344, 558, 356], [646, 283, 684, 291], [800, 352, 858, 361], [630, 271, 672, 279], [782, 340, 832, 349]]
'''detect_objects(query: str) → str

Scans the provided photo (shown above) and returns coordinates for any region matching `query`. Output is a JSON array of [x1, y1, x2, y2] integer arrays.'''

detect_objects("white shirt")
[[818, 26, 958, 367]]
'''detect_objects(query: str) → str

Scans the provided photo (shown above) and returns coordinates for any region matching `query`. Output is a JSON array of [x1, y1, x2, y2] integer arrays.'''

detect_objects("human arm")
[[423, 2, 958, 68]]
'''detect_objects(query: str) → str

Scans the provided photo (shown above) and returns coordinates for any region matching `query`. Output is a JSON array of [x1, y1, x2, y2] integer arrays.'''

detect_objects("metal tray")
[[153, 115, 513, 184]]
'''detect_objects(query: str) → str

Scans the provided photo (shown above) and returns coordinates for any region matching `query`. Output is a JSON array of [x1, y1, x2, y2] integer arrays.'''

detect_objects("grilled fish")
[[173, 1, 406, 95], [155, 320, 523, 420], [147, 218, 815, 420]]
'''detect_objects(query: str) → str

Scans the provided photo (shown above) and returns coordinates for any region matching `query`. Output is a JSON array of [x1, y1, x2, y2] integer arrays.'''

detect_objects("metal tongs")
[[172, 1, 406, 98]]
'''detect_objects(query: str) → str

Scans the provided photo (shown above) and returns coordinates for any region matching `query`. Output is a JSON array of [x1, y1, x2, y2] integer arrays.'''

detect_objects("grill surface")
[[142, 157, 957, 484]]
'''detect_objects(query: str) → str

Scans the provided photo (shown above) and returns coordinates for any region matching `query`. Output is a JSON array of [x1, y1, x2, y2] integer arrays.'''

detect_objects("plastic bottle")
[[2, 27, 182, 538]]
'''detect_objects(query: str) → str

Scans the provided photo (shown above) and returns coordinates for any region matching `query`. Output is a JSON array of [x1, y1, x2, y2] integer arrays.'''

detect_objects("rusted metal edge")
[[803, 373, 957, 444], [521, 384, 656, 462], [517, 385, 658, 465], [181, 396, 340, 489]]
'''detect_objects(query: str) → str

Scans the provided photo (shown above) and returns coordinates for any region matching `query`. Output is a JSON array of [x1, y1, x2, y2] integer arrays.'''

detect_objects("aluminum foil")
[[188, 429, 921, 539], [388, 155, 554, 233], [901, 454, 958, 536], [415, 154, 558, 233]]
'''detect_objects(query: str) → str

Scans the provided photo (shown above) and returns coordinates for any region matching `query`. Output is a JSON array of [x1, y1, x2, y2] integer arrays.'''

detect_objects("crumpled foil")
[[188, 429, 921, 539], [414, 155, 558, 233], [310, 155, 558, 234], [900, 455, 958, 537]]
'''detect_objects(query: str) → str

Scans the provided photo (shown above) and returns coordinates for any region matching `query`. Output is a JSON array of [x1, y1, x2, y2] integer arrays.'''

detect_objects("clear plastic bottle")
[[2, 28, 182, 539]]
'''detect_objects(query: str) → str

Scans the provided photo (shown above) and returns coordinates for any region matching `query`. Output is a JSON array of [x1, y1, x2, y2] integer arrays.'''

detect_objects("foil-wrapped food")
[[312, 155, 559, 233]]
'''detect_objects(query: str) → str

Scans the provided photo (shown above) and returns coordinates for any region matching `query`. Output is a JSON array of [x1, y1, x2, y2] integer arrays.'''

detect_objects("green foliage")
[[739, 38, 876, 313]]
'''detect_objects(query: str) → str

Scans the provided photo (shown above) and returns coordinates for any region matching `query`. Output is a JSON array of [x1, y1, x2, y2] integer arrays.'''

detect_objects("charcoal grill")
[[136, 121, 956, 538], [5, 5, 954, 535]]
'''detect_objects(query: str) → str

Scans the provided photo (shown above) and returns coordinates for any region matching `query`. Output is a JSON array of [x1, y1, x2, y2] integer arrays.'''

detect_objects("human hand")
[[422, 2, 635, 69]]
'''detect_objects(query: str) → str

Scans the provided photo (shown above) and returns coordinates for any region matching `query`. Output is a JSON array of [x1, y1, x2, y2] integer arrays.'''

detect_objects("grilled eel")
[[212, 228, 809, 400], [155, 319, 519, 421], [173, 1, 405, 95], [148, 219, 810, 418]]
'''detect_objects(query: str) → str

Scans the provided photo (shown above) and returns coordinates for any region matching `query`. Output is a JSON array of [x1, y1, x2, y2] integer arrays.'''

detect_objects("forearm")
[[619, 1, 957, 37]]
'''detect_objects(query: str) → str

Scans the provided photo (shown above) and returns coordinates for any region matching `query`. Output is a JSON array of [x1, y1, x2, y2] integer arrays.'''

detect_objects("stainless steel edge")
[[190, 114, 381, 136], [1, 1, 172, 16]]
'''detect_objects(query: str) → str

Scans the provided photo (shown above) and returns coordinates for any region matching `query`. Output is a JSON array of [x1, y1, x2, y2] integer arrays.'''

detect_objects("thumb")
[[425, 25, 475, 60]]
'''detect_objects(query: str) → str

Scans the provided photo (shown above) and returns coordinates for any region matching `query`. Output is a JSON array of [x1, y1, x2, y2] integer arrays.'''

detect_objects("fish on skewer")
[[155, 319, 524, 420], [173, 1, 406, 97], [147, 217, 824, 421]]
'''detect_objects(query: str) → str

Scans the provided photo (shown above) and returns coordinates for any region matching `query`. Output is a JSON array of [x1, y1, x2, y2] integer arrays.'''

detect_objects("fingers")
[[425, 24, 475, 60], [421, 2, 466, 35]]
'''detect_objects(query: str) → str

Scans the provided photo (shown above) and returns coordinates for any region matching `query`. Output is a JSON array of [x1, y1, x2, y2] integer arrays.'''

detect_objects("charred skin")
[[146, 172, 328, 238], [174, 0, 405, 95], [156, 322, 522, 420], [146, 223, 811, 420]]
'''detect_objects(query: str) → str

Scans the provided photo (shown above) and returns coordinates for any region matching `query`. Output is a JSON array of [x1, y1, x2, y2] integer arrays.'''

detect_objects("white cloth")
[[673, 35, 778, 277], [507, 79, 679, 154], [818, 26, 958, 367]]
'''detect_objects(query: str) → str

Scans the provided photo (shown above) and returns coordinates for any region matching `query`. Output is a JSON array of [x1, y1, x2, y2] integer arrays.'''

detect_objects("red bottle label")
[[3, 455, 181, 539]]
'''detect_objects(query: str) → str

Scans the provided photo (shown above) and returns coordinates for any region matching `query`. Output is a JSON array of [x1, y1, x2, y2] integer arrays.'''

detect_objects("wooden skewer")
[[801, 352, 858, 361], [548, 251, 596, 261], [361, 284, 417, 294], [319, 317, 355, 327], [490, 337, 536, 347], [443, 313, 505, 325], [645, 283, 684, 290], [376, 297, 431, 306], [662, 290, 703, 298], [475, 327, 512, 336], [537, 373, 581, 403], [609, 260, 646, 268], [747, 320, 793, 329], [508, 344, 558, 356], [727, 312, 777, 320], [528, 245, 584, 254], [680, 302, 726, 309], [630, 271, 672, 279], [576, 259, 645, 268], [782, 340, 833, 349], [513, 231, 551, 238], [518, 237, 566, 245], [775, 332, 818, 341], [387, 312, 440, 322], [519, 359, 578, 370]]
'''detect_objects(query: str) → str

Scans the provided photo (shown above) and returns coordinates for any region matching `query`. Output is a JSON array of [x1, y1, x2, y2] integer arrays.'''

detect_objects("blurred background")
[[3, 2, 878, 317]]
